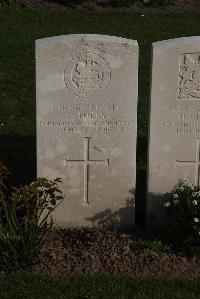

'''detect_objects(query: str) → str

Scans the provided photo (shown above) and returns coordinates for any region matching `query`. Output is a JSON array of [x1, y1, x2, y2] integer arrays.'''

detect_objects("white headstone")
[[36, 34, 138, 230], [147, 37, 200, 230]]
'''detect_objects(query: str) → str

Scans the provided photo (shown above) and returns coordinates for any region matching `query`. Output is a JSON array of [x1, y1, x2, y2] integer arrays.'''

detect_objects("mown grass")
[[0, 271, 200, 299]]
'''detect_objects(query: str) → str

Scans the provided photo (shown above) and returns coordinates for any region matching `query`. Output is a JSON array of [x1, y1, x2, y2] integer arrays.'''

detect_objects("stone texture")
[[147, 37, 200, 230], [36, 34, 138, 230]]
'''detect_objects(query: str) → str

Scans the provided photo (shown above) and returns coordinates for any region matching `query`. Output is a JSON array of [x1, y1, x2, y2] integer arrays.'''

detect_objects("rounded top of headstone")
[[35, 34, 138, 48], [36, 34, 138, 99], [153, 36, 200, 49]]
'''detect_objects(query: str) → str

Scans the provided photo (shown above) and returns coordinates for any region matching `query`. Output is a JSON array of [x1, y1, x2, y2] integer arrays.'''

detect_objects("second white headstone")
[[147, 37, 200, 230]]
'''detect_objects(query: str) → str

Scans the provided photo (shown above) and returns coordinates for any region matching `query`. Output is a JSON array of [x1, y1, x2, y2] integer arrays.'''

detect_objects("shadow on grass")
[[0, 135, 36, 186]]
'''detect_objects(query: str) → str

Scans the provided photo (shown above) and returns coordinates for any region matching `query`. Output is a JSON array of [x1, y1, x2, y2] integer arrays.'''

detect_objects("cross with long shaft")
[[64, 137, 109, 205], [176, 138, 200, 186]]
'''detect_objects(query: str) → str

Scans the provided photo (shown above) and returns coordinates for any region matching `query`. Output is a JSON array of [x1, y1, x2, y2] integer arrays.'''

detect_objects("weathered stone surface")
[[147, 37, 200, 230], [36, 34, 138, 230]]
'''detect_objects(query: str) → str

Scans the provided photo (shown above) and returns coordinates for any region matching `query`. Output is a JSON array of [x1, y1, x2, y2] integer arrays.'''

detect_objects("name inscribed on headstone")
[[39, 103, 135, 135]]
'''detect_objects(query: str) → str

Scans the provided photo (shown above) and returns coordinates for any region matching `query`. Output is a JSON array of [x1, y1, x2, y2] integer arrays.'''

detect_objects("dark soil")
[[31, 227, 200, 278], [0, 0, 200, 12]]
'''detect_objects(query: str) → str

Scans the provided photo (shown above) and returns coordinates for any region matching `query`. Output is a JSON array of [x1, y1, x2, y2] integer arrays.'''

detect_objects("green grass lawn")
[[0, 272, 200, 299]]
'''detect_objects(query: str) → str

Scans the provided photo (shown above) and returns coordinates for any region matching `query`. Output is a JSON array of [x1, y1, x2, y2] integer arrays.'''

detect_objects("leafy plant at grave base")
[[164, 179, 200, 255], [137, 239, 171, 254], [0, 163, 64, 272]]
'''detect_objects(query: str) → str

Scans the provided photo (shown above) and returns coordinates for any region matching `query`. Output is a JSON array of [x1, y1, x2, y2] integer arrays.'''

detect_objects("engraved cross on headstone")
[[64, 137, 109, 205], [176, 138, 200, 186]]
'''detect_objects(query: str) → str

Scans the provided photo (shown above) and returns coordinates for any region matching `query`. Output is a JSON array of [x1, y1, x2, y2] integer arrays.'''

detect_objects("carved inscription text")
[[39, 102, 134, 135], [162, 105, 200, 135]]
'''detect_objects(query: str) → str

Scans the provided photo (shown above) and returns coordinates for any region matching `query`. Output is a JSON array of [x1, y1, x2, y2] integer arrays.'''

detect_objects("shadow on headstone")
[[0, 135, 36, 186], [86, 189, 135, 233]]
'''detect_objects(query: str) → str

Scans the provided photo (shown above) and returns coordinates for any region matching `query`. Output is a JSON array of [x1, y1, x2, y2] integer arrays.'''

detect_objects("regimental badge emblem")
[[64, 53, 111, 98], [178, 53, 200, 100]]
